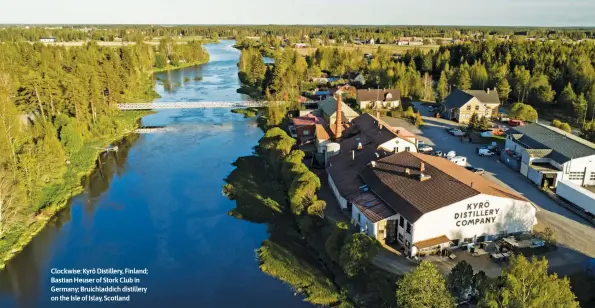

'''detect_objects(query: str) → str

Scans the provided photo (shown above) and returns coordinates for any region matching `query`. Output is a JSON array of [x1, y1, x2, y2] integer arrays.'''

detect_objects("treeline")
[[399, 40, 595, 138], [2, 25, 595, 43], [154, 38, 209, 69], [0, 40, 172, 257], [397, 256, 578, 308], [247, 37, 595, 140]]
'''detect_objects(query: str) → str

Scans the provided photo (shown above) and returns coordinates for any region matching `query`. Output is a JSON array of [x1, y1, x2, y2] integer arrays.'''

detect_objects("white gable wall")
[[561, 154, 595, 186], [411, 194, 537, 255], [378, 137, 418, 153]]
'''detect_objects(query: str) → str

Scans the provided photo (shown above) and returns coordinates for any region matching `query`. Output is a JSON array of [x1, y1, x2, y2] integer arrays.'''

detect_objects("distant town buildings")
[[39, 37, 56, 43]]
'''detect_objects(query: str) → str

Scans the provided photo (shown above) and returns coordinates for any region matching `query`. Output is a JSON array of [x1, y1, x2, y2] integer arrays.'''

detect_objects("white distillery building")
[[505, 123, 595, 188], [330, 151, 537, 257]]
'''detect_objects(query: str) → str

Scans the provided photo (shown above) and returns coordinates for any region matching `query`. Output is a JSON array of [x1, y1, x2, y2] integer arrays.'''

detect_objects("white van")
[[448, 156, 468, 166]]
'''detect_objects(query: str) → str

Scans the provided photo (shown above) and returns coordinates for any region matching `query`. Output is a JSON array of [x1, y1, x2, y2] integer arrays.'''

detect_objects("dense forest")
[[238, 37, 595, 140], [0, 39, 208, 261], [2, 25, 595, 43]]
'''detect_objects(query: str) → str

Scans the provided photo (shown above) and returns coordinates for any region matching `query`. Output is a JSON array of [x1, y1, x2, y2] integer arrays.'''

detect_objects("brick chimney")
[[335, 94, 343, 139], [420, 162, 425, 172]]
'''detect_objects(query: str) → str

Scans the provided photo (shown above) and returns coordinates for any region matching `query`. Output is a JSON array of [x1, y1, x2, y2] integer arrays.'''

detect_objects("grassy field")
[[294, 44, 440, 56]]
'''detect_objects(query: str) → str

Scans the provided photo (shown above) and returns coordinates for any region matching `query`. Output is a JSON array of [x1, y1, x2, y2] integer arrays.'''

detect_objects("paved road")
[[386, 104, 595, 272]]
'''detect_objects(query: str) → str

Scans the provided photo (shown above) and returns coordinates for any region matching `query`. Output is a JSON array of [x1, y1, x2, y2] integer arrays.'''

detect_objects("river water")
[[0, 40, 310, 308]]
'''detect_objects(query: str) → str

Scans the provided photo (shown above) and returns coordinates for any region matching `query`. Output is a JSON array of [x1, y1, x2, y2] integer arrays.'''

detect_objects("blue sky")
[[2, 0, 594, 26]]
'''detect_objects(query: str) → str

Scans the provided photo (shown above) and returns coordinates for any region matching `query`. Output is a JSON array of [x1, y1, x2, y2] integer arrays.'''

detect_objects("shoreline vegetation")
[[0, 112, 148, 269], [0, 38, 210, 269], [223, 129, 399, 307]]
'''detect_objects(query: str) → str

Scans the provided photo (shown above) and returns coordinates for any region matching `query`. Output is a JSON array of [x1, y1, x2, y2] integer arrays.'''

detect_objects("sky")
[[1, 0, 595, 27]]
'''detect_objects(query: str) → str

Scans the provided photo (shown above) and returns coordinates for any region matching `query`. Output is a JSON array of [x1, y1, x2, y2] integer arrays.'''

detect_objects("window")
[[357, 213, 361, 224], [486, 108, 491, 114], [452, 239, 460, 246], [405, 146, 410, 152], [475, 105, 480, 111], [405, 240, 410, 248], [463, 237, 473, 243], [568, 172, 585, 181], [466, 105, 471, 111], [398, 233, 404, 242], [406, 222, 411, 234], [590, 172, 595, 180], [399, 216, 404, 228], [302, 130, 310, 136]]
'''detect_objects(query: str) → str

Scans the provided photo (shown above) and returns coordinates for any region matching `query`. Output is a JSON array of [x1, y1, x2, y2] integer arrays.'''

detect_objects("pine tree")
[[468, 113, 479, 131], [573, 94, 588, 125], [496, 78, 511, 104], [558, 83, 577, 112], [456, 69, 471, 90], [437, 71, 449, 103]]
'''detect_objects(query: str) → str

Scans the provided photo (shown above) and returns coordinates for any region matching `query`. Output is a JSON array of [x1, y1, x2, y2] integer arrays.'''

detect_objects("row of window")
[[568, 171, 585, 181], [465, 105, 492, 113], [569, 172, 595, 181]]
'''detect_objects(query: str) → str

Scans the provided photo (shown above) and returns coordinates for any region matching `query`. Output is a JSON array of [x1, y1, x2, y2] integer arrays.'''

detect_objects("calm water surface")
[[0, 40, 310, 308]]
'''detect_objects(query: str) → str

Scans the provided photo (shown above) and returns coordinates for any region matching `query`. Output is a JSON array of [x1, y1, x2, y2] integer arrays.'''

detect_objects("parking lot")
[[381, 104, 595, 275]]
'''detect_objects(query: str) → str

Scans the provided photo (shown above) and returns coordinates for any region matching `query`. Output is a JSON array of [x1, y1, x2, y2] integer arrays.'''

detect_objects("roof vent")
[[370, 161, 377, 168], [405, 168, 411, 175], [375, 152, 380, 158], [418, 173, 432, 182], [357, 142, 363, 150]]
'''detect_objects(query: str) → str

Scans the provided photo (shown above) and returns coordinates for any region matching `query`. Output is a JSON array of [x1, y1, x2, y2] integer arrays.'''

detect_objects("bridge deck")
[[117, 101, 274, 110]]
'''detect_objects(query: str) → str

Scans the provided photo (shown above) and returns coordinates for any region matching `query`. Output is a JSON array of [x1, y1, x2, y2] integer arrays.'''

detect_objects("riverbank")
[[151, 58, 210, 74], [224, 128, 399, 307], [0, 111, 149, 269]]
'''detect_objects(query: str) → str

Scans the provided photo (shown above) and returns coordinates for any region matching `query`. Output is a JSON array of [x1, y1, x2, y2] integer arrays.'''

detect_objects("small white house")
[[40, 37, 56, 43]]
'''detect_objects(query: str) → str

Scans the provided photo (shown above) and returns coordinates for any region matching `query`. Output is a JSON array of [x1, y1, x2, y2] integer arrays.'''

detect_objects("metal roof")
[[510, 123, 595, 163]]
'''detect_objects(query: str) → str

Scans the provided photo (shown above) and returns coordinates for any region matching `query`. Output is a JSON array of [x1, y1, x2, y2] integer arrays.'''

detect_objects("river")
[[0, 40, 310, 308]]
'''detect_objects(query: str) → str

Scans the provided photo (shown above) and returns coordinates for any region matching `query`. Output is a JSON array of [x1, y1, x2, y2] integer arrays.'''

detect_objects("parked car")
[[432, 150, 444, 157], [508, 119, 525, 127], [499, 115, 510, 122], [472, 168, 486, 175], [478, 148, 495, 156], [446, 127, 459, 134], [480, 130, 493, 137], [418, 144, 433, 152], [452, 129, 466, 137], [448, 156, 468, 166]]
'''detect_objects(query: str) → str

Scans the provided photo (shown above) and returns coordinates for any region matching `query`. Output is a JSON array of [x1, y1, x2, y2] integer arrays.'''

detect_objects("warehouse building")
[[504, 123, 595, 188], [329, 151, 537, 257]]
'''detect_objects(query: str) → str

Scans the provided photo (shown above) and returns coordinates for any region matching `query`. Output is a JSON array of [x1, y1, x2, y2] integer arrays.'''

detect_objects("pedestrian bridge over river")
[[117, 101, 271, 110]]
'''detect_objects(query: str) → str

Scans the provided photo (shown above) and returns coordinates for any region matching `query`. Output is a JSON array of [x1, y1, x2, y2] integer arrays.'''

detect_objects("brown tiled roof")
[[357, 89, 401, 102], [350, 113, 399, 146], [414, 235, 451, 249], [359, 152, 528, 222], [352, 192, 396, 223], [315, 124, 331, 141], [292, 114, 325, 126], [327, 139, 382, 199]]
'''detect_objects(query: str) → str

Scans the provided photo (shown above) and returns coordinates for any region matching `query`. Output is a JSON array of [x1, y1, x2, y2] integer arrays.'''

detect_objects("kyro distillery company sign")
[[454, 201, 500, 227]]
